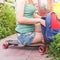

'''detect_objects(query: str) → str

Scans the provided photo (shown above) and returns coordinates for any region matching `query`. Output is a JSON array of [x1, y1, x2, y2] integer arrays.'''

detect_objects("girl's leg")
[[31, 32, 42, 43], [34, 23, 42, 32], [31, 23, 44, 43]]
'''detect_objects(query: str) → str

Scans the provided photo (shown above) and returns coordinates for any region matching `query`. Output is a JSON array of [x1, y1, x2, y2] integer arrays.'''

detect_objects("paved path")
[[0, 34, 52, 60]]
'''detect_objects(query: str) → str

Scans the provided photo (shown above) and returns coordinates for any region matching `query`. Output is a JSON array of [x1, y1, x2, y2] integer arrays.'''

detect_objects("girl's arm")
[[33, 12, 46, 26], [16, 0, 42, 24], [16, 0, 46, 26]]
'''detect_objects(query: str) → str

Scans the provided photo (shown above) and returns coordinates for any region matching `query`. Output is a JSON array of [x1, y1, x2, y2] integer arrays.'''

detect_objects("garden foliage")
[[0, 3, 16, 39], [48, 32, 60, 60], [5, 0, 15, 3]]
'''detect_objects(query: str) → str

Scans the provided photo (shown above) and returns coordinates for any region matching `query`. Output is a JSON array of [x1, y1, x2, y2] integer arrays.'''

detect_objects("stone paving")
[[0, 34, 52, 60]]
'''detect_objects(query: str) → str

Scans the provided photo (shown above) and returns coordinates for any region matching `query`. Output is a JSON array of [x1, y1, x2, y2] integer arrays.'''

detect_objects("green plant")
[[0, 3, 16, 39], [47, 32, 60, 60], [5, 0, 15, 3]]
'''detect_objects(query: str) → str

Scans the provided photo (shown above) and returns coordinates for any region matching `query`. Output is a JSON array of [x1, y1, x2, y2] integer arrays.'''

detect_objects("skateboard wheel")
[[2, 43, 9, 49], [38, 45, 45, 54]]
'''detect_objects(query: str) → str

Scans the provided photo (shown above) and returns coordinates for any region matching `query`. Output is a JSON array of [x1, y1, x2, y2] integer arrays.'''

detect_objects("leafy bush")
[[48, 32, 60, 60], [0, 3, 16, 39], [5, 0, 15, 3]]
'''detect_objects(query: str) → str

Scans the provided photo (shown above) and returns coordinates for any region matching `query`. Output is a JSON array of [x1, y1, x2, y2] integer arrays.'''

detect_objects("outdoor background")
[[0, 0, 60, 39], [0, 0, 60, 60]]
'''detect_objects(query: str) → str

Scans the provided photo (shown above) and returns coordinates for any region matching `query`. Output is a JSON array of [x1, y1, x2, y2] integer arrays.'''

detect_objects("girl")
[[15, 0, 45, 45]]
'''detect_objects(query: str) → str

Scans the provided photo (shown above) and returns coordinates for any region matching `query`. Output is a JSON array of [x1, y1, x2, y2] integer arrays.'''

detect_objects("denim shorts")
[[17, 32, 35, 45]]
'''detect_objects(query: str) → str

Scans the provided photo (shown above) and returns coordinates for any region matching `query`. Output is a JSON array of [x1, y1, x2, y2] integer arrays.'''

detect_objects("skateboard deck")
[[25, 43, 44, 47], [5, 40, 19, 45], [2, 40, 45, 49], [2, 40, 47, 55]]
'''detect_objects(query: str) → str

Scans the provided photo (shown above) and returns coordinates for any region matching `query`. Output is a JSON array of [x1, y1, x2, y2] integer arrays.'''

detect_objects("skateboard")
[[2, 40, 20, 49], [2, 40, 48, 54]]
